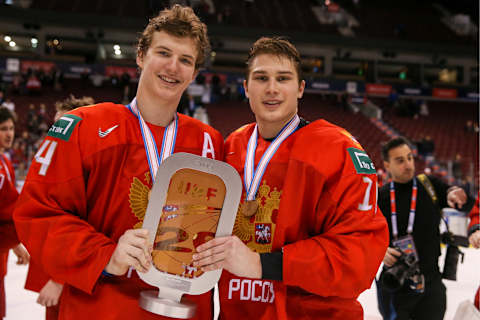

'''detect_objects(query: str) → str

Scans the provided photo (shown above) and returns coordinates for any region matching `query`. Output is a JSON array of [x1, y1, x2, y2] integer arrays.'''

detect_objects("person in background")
[[377, 136, 474, 320], [0, 107, 30, 319]]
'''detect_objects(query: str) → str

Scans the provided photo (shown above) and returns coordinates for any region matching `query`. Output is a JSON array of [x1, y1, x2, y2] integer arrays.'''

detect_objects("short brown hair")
[[137, 4, 210, 70], [55, 95, 95, 113], [245, 37, 302, 83]]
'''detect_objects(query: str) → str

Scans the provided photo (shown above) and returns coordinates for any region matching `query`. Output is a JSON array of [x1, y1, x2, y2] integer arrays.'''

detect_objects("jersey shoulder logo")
[[98, 125, 119, 138], [347, 147, 376, 174], [47, 114, 82, 141]]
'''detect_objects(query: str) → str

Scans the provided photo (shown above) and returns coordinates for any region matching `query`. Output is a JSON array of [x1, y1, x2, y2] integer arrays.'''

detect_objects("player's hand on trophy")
[[192, 235, 262, 279], [105, 229, 153, 275], [469, 230, 480, 249], [37, 280, 63, 307], [383, 247, 402, 267]]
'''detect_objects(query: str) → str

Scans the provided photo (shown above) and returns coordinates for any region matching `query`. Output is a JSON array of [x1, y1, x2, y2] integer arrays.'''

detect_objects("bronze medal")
[[242, 199, 258, 217]]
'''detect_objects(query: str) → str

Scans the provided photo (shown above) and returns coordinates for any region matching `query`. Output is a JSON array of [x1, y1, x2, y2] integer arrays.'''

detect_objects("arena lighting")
[[4, 35, 11, 42], [9, 41, 15, 47], [31, 38, 38, 44], [113, 44, 120, 50], [114, 49, 122, 56]]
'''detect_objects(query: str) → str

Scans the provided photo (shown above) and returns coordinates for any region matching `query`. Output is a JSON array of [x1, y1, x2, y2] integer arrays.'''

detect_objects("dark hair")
[[137, 4, 210, 70], [0, 107, 15, 124], [245, 36, 302, 83], [381, 136, 412, 161]]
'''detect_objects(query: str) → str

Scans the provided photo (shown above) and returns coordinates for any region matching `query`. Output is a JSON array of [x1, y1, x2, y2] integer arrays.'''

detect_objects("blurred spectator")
[[26, 74, 42, 94], [52, 68, 64, 91], [211, 73, 221, 103], [388, 89, 399, 108], [452, 153, 463, 180], [419, 100, 429, 116], [187, 73, 207, 115], [0, 91, 4, 105], [11, 74, 23, 95], [120, 72, 131, 104], [38, 103, 47, 119], [110, 72, 120, 87], [422, 136, 435, 158], [417, 135, 435, 159], [465, 120, 475, 133], [90, 73, 104, 87]]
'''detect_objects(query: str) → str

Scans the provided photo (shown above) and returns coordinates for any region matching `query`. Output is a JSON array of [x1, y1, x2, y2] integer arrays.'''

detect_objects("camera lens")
[[442, 245, 460, 281]]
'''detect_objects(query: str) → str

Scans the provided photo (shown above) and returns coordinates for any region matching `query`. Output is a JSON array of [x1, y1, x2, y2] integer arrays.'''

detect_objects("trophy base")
[[139, 290, 196, 319]]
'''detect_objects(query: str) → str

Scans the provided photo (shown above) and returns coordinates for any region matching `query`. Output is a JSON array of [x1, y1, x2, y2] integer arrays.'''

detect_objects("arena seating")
[[27, 0, 475, 46], [10, 78, 123, 134], [382, 99, 478, 182]]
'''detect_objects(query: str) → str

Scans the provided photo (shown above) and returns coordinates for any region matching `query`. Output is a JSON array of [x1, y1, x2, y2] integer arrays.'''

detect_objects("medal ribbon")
[[244, 115, 300, 201], [390, 178, 417, 240], [0, 155, 12, 183], [127, 97, 178, 180]]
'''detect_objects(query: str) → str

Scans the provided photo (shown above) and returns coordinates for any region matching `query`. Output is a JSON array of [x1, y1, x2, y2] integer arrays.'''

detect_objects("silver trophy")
[[138, 153, 241, 318]]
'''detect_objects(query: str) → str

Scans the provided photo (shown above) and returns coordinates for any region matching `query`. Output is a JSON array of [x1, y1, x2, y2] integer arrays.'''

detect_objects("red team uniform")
[[0, 153, 20, 318], [219, 120, 389, 319], [469, 196, 480, 309], [14, 103, 223, 320]]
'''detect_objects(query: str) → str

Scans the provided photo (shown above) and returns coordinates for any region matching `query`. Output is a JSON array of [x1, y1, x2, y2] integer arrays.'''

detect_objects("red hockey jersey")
[[0, 153, 19, 318], [470, 195, 480, 310], [469, 195, 479, 231], [219, 120, 389, 319], [14, 103, 223, 320]]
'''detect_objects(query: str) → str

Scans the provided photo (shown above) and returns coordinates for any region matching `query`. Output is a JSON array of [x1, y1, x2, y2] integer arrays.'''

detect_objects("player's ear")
[[384, 161, 390, 172], [243, 80, 249, 99], [297, 80, 305, 99], [136, 54, 144, 71]]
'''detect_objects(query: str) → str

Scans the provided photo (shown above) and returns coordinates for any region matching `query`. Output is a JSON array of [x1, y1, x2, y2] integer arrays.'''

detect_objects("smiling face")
[[0, 118, 14, 152], [244, 54, 305, 138], [136, 31, 197, 108]]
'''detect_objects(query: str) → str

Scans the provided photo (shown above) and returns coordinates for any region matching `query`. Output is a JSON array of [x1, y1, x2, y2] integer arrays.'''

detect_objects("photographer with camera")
[[376, 137, 474, 320]]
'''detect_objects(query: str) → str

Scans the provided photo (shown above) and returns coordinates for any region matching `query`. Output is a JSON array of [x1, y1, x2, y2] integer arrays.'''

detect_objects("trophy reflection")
[[139, 153, 241, 318]]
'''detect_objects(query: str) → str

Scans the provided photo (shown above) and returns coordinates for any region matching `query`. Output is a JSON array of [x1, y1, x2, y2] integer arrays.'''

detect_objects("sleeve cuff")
[[260, 251, 283, 281]]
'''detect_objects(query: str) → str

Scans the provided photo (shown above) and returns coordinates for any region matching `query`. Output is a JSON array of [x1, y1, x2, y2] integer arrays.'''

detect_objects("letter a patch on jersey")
[[202, 132, 215, 159], [347, 147, 376, 174], [47, 114, 82, 141]]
